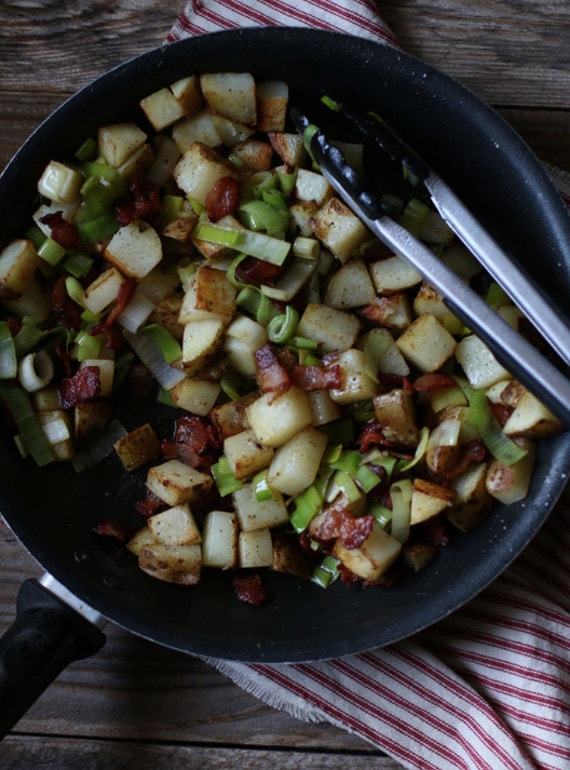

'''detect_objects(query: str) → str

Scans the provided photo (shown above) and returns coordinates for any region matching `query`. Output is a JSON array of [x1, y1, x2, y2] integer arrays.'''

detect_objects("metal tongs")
[[291, 104, 570, 428]]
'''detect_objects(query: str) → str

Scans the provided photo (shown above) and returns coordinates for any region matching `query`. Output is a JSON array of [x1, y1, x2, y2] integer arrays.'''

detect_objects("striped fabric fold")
[[167, 3, 570, 768]]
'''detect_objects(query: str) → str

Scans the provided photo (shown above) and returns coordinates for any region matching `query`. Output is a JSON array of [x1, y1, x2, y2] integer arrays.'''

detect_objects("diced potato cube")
[[140, 87, 186, 131], [455, 334, 510, 390], [359, 328, 410, 377], [410, 478, 456, 525], [233, 483, 289, 532], [169, 377, 221, 416], [486, 438, 536, 505], [83, 267, 127, 315], [268, 132, 307, 167], [116, 143, 155, 180], [373, 389, 420, 448], [296, 302, 361, 352], [146, 459, 213, 506], [447, 462, 494, 532], [37, 161, 83, 203], [246, 386, 313, 448], [126, 526, 156, 557], [210, 115, 255, 146], [288, 200, 319, 237], [138, 263, 181, 303], [172, 111, 224, 152], [295, 169, 334, 206], [306, 389, 342, 426], [239, 528, 273, 568], [396, 313, 457, 373], [98, 122, 147, 168], [309, 197, 370, 263], [200, 72, 257, 125], [181, 317, 226, 374], [369, 255, 422, 293], [440, 242, 481, 281], [358, 294, 413, 329], [169, 74, 204, 116], [502, 391, 564, 439], [267, 426, 328, 496], [148, 503, 202, 546], [37, 409, 71, 447], [419, 209, 455, 246], [324, 258, 376, 309], [210, 392, 257, 440], [104, 220, 163, 280], [330, 348, 378, 405], [202, 510, 239, 569], [183, 264, 237, 321], [413, 282, 449, 320], [113, 423, 160, 471], [173, 142, 238, 205], [147, 293, 183, 341], [223, 314, 268, 376], [81, 358, 114, 397], [138, 542, 201, 585], [229, 138, 274, 171], [333, 521, 402, 581], [0, 239, 40, 299], [73, 401, 112, 446], [256, 80, 288, 132], [146, 136, 182, 190], [223, 429, 274, 480]]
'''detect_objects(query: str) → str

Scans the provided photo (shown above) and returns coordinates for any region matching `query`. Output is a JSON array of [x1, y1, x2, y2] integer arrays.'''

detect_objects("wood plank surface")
[[0, 1, 568, 768]]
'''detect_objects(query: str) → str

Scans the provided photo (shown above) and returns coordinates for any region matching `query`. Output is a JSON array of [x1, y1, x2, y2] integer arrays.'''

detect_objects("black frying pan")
[[1, 28, 569, 737]]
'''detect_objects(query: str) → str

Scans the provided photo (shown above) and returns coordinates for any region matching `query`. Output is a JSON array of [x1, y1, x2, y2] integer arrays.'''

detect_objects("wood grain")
[[0, 1, 568, 767]]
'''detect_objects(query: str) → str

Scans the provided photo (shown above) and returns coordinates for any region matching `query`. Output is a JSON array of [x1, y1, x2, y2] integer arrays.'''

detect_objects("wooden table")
[[0, 2, 568, 767]]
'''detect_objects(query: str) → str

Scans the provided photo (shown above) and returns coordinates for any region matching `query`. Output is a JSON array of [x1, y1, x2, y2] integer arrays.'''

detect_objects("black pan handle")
[[0, 578, 106, 738]]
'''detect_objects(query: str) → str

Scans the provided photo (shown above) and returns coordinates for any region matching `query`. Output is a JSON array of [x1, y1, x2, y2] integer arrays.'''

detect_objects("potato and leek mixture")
[[0, 72, 563, 599]]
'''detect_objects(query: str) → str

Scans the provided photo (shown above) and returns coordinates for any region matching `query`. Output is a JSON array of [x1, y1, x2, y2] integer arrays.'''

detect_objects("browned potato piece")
[[139, 542, 201, 585], [447, 462, 494, 532], [114, 423, 161, 472], [373, 389, 420, 449]]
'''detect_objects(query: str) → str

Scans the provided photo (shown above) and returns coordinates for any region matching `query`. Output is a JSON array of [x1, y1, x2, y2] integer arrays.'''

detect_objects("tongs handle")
[[325, 99, 570, 369], [292, 110, 570, 427]]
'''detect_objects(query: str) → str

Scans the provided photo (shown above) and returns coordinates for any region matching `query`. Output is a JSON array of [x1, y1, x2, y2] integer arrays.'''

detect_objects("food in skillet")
[[0, 72, 563, 601]]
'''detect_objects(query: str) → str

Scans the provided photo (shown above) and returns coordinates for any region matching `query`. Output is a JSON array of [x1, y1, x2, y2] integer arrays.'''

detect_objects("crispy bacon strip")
[[234, 255, 283, 287], [442, 439, 487, 481], [412, 372, 457, 392], [232, 573, 268, 606], [255, 343, 291, 397], [51, 275, 83, 330], [290, 364, 342, 391], [115, 179, 160, 226], [313, 508, 374, 550], [59, 365, 101, 409], [40, 211, 81, 249], [162, 415, 221, 472], [105, 278, 137, 326], [93, 518, 132, 543], [206, 176, 241, 221]]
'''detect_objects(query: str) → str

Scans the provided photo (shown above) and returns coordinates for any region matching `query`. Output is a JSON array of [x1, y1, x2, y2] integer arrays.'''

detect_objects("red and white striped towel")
[[167, 4, 570, 768]]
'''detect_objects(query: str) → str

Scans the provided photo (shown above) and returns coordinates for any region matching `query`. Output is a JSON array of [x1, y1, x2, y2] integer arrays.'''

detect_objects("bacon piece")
[[375, 372, 413, 393], [115, 179, 160, 226], [105, 278, 137, 326], [88, 321, 125, 351], [162, 415, 221, 472], [255, 343, 291, 397], [232, 573, 268, 606], [51, 275, 83, 330], [290, 364, 342, 391], [442, 439, 487, 481], [59, 365, 101, 409], [205, 176, 241, 221], [93, 518, 132, 543], [490, 401, 511, 428], [40, 211, 81, 249], [412, 372, 457, 392], [234, 255, 283, 287], [357, 421, 395, 453], [135, 490, 165, 518], [313, 508, 374, 550]]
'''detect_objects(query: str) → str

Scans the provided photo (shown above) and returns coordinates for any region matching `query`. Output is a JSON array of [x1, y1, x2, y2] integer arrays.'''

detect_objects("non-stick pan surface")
[[1, 28, 569, 664]]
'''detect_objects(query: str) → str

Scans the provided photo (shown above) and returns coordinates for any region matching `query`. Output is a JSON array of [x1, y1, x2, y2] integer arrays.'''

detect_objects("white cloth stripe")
[[166, 4, 570, 768]]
